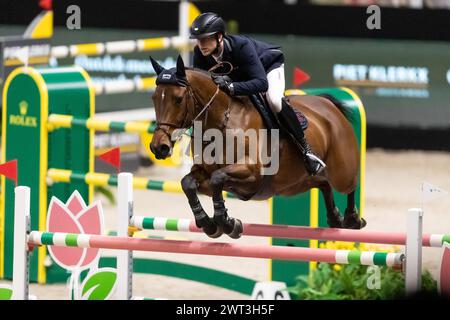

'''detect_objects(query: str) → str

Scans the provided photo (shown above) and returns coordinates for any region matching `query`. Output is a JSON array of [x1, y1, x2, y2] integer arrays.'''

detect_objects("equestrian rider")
[[190, 12, 326, 176]]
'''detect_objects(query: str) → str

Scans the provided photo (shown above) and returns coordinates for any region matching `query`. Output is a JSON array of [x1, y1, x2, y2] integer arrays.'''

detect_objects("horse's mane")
[[185, 67, 219, 89], [185, 67, 215, 84], [185, 66, 211, 76], [185, 67, 251, 106]]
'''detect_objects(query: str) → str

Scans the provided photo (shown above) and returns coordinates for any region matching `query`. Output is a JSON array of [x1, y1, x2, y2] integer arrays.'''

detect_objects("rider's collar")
[[223, 37, 232, 53]]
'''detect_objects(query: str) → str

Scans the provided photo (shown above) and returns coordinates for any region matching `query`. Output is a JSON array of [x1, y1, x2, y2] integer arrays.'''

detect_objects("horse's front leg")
[[181, 166, 223, 238], [210, 164, 258, 239]]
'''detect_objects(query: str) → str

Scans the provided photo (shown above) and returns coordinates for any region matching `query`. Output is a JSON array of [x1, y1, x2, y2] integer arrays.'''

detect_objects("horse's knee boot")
[[213, 200, 232, 233], [181, 175, 199, 204], [181, 175, 221, 237]]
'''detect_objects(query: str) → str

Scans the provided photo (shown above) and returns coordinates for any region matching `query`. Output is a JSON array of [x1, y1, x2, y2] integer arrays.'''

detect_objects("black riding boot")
[[278, 97, 326, 175]]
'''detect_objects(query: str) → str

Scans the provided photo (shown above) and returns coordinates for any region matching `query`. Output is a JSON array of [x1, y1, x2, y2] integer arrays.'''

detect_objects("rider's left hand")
[[211, 74, 234, 95]]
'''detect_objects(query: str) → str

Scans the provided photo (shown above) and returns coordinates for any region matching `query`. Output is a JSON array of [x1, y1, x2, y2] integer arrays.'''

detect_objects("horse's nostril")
[[160, 144, 171, 157], [152, 143, 171, 159]]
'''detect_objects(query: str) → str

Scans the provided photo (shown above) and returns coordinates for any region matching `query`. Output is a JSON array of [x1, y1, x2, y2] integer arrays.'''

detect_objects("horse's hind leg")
[[181, 169, 223, 238], [343, 190, 367, 229], [318, 180, 343, 228]]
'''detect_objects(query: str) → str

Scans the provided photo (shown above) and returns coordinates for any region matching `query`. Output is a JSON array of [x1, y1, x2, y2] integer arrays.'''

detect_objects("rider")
[[190, 12, 326, 175]]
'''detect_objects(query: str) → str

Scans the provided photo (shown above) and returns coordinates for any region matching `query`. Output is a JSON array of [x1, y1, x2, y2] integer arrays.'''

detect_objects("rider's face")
[[196, 34, 222, 56]]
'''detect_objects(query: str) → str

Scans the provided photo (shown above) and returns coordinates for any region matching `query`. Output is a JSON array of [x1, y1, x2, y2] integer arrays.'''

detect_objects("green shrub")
[[289, 261, 437, 300]]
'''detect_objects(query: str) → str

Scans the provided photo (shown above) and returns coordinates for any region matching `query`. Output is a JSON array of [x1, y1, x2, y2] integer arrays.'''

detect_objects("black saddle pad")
[[249, 94, 308, 131], [249, 94, 280, 130]]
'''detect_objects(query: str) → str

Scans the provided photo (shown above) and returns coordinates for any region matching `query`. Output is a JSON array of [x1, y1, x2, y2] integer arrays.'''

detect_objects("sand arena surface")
[[2, 149, 449, 299]]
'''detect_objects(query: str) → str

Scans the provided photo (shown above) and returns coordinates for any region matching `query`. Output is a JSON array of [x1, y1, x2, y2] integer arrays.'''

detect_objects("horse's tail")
[[316, 93, 355, 124]]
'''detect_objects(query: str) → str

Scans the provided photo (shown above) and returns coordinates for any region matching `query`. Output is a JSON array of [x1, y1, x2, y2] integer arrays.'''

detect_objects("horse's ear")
[[176, 55, 186, 79], [149, 56, 165, 75]]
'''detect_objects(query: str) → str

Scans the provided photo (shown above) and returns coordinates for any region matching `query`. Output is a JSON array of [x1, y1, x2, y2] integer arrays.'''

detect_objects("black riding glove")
[[211, 74, 234, 95]]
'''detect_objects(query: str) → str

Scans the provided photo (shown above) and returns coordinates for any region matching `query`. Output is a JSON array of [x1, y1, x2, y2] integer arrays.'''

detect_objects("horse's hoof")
[[199, 217, 223, 238], [326, 207, 343, 228], [360, 218, 367, 228], [205, 224, 224, 239], [226, 219, 243, 239], [343, 215, 367, 229], [327, 217, 343, 228]]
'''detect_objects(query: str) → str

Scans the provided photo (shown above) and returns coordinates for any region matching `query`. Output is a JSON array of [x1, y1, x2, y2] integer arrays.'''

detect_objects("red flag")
[[98, 148, 121, 173], [292, 67, 310, 87], [0, 160, 18, 186], [39, 0, 52, 10]]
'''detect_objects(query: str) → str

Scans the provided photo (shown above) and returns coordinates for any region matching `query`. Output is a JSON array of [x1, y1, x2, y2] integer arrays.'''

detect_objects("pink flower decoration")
[[46, 191, 104, 271]]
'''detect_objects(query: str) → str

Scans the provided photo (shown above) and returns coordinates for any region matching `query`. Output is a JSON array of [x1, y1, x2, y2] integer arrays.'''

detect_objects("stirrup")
[[304, 152, 326, 175], [305, 152, 326, 168]]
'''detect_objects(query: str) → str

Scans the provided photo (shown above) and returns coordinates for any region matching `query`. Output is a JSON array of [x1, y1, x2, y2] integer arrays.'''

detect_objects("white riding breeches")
[[265, 64, 285, 113]]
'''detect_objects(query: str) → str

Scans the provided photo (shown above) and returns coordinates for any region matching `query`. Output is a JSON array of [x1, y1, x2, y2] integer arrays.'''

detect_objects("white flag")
[[422, 182, 448, 203]]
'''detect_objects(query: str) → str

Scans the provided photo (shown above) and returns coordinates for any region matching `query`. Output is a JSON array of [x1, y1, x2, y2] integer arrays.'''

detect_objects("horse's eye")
[[175, 96, 183, 104]]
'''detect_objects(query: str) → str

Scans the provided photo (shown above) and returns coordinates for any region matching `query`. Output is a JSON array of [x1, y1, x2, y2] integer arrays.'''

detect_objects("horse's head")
[[149, 55, 192, 159]]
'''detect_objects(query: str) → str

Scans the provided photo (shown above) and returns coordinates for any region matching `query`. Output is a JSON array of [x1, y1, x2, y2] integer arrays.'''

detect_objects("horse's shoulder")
[[287, 93, 322, 104], [231, 95, 255, 111], [232, 95, 250, 104]]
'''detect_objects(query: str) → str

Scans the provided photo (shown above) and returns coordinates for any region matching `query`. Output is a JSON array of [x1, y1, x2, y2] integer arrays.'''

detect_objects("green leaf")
[[81, 268, 117, 300], [0, 286, 13, 300]]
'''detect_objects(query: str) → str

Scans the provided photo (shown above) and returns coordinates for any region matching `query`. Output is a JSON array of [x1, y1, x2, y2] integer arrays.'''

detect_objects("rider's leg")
[[266, 64, 326, 175]]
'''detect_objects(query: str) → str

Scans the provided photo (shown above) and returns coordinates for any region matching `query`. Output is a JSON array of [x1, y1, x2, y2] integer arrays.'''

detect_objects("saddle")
[[249, 94, 308, 132], [243, 94, 310, 201]]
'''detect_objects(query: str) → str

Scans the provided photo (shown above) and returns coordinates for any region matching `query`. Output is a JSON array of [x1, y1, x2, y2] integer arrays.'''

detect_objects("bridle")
[[154, 63, 234, 142], [154, 83, 221, 141]]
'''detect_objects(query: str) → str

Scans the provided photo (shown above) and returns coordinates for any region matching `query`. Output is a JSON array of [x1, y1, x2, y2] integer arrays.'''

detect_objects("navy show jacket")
[[193, 34, 285, 96]]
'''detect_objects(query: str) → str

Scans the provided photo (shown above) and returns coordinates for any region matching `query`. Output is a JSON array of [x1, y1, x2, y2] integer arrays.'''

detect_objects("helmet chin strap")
[[211, 34, 223, 56]]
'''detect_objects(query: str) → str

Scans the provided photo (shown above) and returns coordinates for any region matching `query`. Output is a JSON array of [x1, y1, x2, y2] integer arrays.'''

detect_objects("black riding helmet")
[[190, 12, 226, 39]]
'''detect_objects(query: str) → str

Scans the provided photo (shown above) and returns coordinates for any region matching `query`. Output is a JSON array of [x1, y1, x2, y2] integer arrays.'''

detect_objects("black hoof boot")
[[213, 200, 242, 239], [227, 218, 243, 239], [343, 208, 367, 229], [213, 209, 243, 239], [205, 224, 224, 239], [196, 215, 223, 238], [327, 207, 343, 228]]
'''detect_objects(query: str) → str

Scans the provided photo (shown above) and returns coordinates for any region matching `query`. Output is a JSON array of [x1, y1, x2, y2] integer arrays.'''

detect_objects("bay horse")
[[149, 55, 366, 239]]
